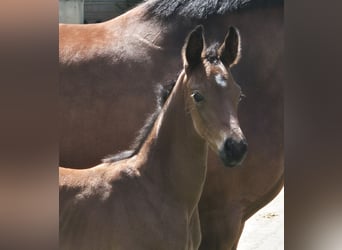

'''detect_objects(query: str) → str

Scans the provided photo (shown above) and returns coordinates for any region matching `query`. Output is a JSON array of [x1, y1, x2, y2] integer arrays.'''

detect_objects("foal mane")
[[142, 0, 283, 20], [103, 80, 176, 163]]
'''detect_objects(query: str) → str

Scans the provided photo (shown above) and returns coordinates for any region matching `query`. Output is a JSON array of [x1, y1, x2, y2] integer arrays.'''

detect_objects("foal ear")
[[219, 26, 241, 67], [182, 25, 205, 71]]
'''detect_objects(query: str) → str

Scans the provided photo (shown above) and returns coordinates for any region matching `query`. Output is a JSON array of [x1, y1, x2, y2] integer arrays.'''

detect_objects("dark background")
[[0, 0, 341, 249]]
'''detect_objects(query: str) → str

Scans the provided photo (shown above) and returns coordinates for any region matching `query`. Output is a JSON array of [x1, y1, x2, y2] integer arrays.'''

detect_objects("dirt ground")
[[238, 188, 284, 250]]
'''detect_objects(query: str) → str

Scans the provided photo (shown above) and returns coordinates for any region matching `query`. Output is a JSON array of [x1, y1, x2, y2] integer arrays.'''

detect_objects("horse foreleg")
[[231, 221, 245, 250], [199, 205, 243, 250]]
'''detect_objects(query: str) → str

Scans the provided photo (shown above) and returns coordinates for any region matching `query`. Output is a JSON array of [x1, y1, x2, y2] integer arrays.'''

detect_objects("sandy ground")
[[238, 188, 284, 250]]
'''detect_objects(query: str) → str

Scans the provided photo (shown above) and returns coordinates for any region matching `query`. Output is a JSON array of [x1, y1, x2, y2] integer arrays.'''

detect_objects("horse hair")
[[205, 43, 220, 64], [103, 80, 176, 163], [143, 0, 283, 20]]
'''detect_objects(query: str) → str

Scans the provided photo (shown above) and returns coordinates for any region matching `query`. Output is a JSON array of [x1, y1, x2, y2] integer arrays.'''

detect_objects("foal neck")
[[138, 71, 208, 209]]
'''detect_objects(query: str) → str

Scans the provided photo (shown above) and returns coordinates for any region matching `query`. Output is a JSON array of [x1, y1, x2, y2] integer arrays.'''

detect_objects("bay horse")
[[60, 26, 246, 250], [59, 0, 283, 249]]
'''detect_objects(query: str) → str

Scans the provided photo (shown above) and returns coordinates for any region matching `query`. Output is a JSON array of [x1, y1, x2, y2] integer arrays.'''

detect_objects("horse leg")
[[199, 205, 243, 250], [232, 175, 284, 249], [231, 222, 245, 250], [225, 214, 245, 250]]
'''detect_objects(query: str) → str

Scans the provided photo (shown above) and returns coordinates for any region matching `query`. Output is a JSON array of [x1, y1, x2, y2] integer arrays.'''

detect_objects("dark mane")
[[102, 80, 176, 163], [205, 43, 220, 64], [143, 0, 283, 20]]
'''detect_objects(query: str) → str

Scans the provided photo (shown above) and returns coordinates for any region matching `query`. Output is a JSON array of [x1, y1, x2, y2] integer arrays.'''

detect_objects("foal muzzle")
[[219, 138, 248, 167]]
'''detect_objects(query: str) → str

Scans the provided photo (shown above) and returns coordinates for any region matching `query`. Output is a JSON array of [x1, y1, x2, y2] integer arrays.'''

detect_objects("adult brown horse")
[[60, 26, 246, 250], [59, 0, 283, 249]]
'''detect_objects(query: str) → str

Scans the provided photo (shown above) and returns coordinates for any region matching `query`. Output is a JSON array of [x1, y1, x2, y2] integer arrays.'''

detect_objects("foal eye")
[[191, 92, 204, 103], [239, 93, 246, 102]]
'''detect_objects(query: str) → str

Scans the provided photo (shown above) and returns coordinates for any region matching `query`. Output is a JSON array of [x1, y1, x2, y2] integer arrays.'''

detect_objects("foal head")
[[182, 26, 247, 167]]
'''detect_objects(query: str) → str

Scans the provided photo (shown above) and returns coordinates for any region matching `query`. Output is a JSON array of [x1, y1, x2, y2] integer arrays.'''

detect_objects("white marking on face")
[[215, 74, 227, 87], [230, 114, 244, 139]]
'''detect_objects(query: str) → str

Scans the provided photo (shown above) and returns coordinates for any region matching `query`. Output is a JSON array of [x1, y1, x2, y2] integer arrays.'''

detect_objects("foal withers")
[[59, 26, 247, 250]]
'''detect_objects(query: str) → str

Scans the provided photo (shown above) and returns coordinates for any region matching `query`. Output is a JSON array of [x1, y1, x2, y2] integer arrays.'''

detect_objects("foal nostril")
[[224, 138, 247, 156], [239, 139, 248, 153], [223, 139, 234, 158], [220, 138, 248, 167]]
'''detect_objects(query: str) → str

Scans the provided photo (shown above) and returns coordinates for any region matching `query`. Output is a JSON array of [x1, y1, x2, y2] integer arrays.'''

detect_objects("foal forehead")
[[203, 58, 228, 75], [204, 61, 229, 87]]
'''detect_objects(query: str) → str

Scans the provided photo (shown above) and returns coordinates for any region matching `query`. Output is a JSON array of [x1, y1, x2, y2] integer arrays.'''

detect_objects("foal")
[[59, 26, 247, 250]]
